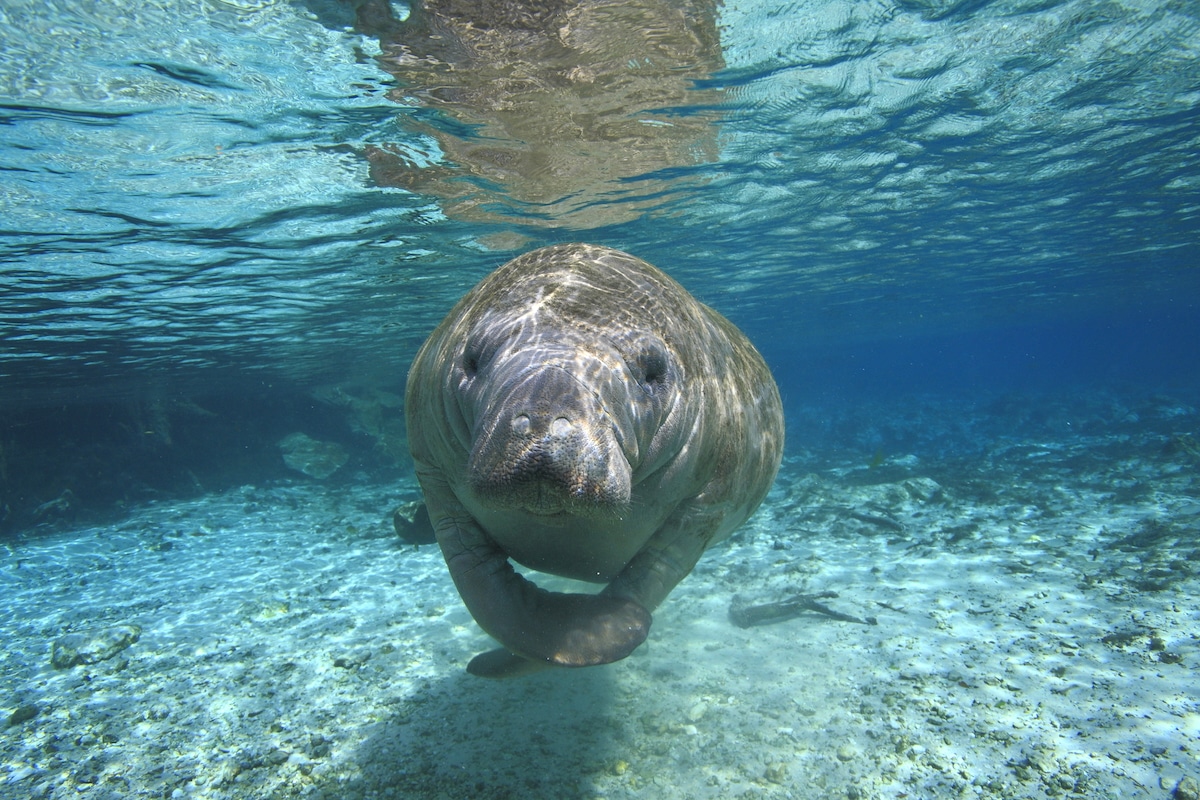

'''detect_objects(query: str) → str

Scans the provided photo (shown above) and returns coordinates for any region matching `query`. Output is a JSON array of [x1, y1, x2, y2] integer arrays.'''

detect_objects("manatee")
[[405, 243, 783, 677]]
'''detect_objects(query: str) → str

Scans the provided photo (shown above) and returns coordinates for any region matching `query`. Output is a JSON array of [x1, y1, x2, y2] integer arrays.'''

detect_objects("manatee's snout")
[[468, 365, 631, 516]]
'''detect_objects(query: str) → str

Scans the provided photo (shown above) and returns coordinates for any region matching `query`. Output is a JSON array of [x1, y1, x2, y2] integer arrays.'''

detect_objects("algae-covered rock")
[[51, 624, 141, 669], [7, 703, 39, 726], [278, 432, 348, 479]]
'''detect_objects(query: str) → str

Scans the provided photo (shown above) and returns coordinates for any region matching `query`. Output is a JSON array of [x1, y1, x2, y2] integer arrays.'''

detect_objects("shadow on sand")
[[342, 657, 640, 798]]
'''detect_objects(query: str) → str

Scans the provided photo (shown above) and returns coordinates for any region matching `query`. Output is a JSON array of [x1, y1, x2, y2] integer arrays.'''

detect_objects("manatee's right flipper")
[[602, 503, 724, 613], [419, 475, 651, 671]]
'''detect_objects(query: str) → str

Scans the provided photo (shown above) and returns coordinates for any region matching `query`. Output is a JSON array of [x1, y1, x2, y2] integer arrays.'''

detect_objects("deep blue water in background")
[[1, 0, 1199, 531], [764, 304, 1200, 406]]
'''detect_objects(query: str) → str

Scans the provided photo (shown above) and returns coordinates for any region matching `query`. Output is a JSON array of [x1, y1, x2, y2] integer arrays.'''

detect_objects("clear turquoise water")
[[2, 5, 1200, 798], [2, 0, 1197, 407]]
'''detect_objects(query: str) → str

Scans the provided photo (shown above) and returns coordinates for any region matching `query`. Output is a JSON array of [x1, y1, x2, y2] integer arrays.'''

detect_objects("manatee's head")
[[453, 318, 685, 519]]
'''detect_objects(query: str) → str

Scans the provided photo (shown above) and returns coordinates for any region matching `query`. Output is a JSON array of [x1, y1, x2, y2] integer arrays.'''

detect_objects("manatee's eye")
[[633, 346, 671, 394], [462, 329, 504, 378], [462, 337, 484, 378]]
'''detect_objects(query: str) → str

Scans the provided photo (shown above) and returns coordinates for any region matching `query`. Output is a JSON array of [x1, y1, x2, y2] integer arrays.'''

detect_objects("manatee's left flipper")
[[603, 503, 725, 612]]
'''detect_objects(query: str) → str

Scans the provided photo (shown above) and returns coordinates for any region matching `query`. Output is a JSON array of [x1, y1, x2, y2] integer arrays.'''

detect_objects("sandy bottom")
[[1, 392, 1198, 800]]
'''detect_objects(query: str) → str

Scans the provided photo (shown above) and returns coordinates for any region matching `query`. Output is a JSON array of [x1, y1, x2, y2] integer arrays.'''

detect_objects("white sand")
[[1, 392, 1197, 800]]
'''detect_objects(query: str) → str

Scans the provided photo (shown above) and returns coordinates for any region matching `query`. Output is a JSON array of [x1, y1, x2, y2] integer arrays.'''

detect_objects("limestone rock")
[[51, 624, 141, 669]]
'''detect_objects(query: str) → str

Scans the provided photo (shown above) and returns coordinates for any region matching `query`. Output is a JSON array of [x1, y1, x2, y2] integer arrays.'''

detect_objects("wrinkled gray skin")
[[406, 244, 784, 677]]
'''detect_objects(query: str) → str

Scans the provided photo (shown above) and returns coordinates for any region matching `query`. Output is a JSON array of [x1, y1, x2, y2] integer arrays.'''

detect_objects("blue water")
[[2, 3, 1200, 798], [1, 0, 1197, 588], [2, 0, 1197, 409]]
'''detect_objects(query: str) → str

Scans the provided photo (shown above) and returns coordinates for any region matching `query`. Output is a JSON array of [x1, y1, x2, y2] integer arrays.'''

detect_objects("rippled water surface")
[[2, 0, 1196, 404]]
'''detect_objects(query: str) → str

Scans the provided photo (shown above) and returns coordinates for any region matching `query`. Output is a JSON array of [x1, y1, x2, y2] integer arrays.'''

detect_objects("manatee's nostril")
[[512, 414, 532, 436], [551, 416, 573, 437]]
